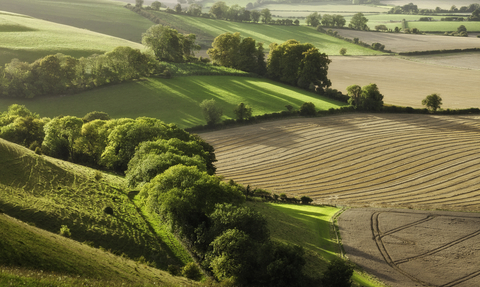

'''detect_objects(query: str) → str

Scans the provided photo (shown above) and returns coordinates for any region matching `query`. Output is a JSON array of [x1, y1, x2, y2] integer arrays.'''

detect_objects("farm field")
[[339, 208, 480, 287], [0, 0, 153, 43], [381, 0, 480, 9], [329, 28, 480, 52], [0, 12, 143, 66], [201, 113, 480, 212], [0, 76, 345, 128], [406, 51, 480, 70], [151, 12, 386, 55], [407, 21, 480, 32]]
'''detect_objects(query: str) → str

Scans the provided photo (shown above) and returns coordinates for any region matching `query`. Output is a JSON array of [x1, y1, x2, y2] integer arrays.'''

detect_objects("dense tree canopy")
[[142, 25, 199, 62], [349, 12, 369, 30], [422, 93, 442, 112]]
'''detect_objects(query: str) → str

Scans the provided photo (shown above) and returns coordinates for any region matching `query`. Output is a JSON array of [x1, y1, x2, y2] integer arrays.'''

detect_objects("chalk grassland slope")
[[0, 214, 198, 286], [340, 208, 480, 287], [201, 114, 480, 212], [329, 29, 480, 52], [151, 12, 385, 55], [247, 202, 386, 287], [0, 76, 346, 128], [0, 138, 191, 270], [0, 12, 144, 66], [0, 0, 153, 43], [328, 55, 480, 109]]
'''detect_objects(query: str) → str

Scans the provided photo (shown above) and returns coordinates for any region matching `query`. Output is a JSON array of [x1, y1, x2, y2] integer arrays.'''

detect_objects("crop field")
[[340, 208, 480, 287], [407, 21, 480, 32], [0, 0, 153, 43], [381, 0, 480, 9], [252, 3, 390, 18], [328, 55, 480, 109], [329, 28, 480, 52], [0, 76, 346, 128], [201, 113, 480, 212], [151, 12, 386, 55], [0, 12, 143, 66], [406, 51, 480, 70]]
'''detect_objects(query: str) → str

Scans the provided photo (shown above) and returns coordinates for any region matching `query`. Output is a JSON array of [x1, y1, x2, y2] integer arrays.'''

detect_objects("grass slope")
[[0, 214, 198, 286], [0, 0, 153, 43], [0, 138, 191, 270], [247, 202, 385, 287], [0, 76, 346, 128], [151, 12, 385, 55], [0, 11, 144, 66]]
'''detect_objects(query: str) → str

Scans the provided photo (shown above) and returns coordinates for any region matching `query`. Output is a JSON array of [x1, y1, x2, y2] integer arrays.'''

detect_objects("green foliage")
[[59, 225, 71, 237], [182, 262, 203, 281], [210, 1, 229, 19], [350, 13, 369, 30], [0, 104, 46, 147], [340, 48, 347, 56], [300, 196, 313, 204], [300, 102, 316, 116], [306, 12, 321, 27], [346, 85, 362, 108], [321, 258, 355, 287], [142, 25, 199, 62], [208, 32, 266, 75], [200, 99, 223, 126], [347, 84, 384, 111], [151, 1, 162, 10], [42, 116, 83, 161], [233, 103, 253, 121], [82, 111, 110, 123], [422, 93, 442, 112]]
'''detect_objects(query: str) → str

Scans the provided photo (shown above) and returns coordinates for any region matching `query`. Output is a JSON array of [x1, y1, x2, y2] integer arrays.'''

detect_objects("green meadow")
[[152, 12, 385, 55], [0, 76, 346, 128], [407, 21, 480, 32], [0, 12, 144, 66], [247, 202, 385, 287], [0, 0, 153, 42]]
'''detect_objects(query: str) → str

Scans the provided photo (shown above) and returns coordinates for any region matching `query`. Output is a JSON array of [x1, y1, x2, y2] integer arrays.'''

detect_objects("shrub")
[[59, 225, 71, 237], [200, 99, 223, 126], [279, 193, 288, 201], [168, 264, 181, 276], [299, 102, 316, 116], [321, 258, 355, 287], [339, 48, 347, 55], [301, 196, 313, 204], [34, 147, 42, 155], [182, 262, 203, 281], [94, 170, 103, 181]]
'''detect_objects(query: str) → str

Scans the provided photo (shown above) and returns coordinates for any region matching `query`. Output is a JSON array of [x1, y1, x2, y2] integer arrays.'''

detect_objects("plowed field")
[[201, 114, 480, 211]]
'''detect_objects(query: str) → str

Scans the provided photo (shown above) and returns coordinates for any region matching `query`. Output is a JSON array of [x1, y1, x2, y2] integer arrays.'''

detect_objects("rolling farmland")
[[201, 113, 480, 212]]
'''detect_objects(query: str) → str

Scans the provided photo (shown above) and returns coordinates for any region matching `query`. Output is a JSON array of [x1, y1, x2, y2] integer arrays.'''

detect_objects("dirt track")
[[328, 55, 480, 109], [201, 114, 480, 211], [340, 208, 480, 287]]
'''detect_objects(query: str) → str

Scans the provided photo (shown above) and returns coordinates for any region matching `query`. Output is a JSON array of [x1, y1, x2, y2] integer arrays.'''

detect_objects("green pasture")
[[247, 202, 385, 287], [407, 21, 480, 32], [0, 138, 189, 271], [0, 12, 144, 66], [0, 0, 153, 43], [152, 12, 385, 55], [0, 76, 346, 128]]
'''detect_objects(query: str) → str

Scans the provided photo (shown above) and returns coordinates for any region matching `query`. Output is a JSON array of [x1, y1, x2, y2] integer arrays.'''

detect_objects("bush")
[[182, 262, 203, 281], [339, 48, 347, 55], [299, 102, 316, 116], [301, 196, 313, 204], [321, 258, 354, 287], [59, 225, 71, 237], [168, 264, 181, 276]]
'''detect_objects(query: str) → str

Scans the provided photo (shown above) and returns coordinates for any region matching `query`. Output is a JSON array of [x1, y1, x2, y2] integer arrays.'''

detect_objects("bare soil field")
[[201, 114, 480, 211], [406, 51, 480, 70], [328, 55, 480, 108], [340, 208, 480, 287], [330, 29, 480, 53]]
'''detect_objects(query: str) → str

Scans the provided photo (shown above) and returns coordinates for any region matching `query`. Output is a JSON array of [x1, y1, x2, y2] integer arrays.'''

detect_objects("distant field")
[[0, 12, 143, 66], [152, 12, 385, 55], [407, 51, 480, 70], [0, 0, 153, 42], [330, 28, 480, 52], [0, 76, 346, 128], [407, 21, 480, 32], [381, 0, 480, 9], [328, 55, 480, 108], [202, 113, 480, 212], [254, 3, 390, 18]]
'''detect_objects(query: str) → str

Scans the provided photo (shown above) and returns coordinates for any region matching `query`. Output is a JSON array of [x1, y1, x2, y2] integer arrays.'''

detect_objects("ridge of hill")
[[0, 138, 191, 271]]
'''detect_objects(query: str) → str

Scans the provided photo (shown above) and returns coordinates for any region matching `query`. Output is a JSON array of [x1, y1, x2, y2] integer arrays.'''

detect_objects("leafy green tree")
[[200, 99, 223, 125], [306, 12, 321, 26], [233, 103, 253, 120], [151, 1, 161, 10], [142, 25, 199, 62], [174, 3, 182, 12], [334, 14, 346, 27], [300, 102, 316, 116], [0, 116, 46, 149], [347, 84, 362, 108], [321, 258, 354, 287], [251, 10, 261, 23], [187, 3, 202, 16], [300, 196, 313, 204], [457, 25, 467, 33], [210, 1, 228, 19], [340, 48, 347, 55], [82, 111, 110, 123], [350, 12, 369, 30], [182, 262, 203, 281], [42, 116, 83, 161], [359, 83, 384, 111], [135, 0, 144, 8], [261, 8, 272, 23], [422, 93, 442, 112], [321, 14, 333, 26]]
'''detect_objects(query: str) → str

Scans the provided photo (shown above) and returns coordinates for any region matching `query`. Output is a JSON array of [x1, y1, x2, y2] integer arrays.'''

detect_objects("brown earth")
[[200, 114, 480, 212], [328, 55, 480, 109], [339, 208, 480, 287], [330, 29, 480, 53]]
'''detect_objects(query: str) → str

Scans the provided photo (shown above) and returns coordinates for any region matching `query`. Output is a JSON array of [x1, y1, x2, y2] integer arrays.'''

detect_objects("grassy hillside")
[[0, 0, 153, 43], [0, 11, 144, 66], [150, 12, 385, 55], [0, 214, 198, 286], [0, 76, 346, 128], [247, 202, 385, 287], [0, 138, 191, 270]]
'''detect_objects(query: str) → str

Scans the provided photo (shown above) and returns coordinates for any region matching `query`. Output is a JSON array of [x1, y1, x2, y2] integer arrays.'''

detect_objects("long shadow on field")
[[376, 114, 480, 134]]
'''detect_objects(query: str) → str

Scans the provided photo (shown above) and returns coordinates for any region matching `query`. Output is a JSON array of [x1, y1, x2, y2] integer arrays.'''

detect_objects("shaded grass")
[[246, 202, 386, 286], [0, 76, 346, 128], [0, 138, 188, 270], [0, 0, 153, 43], [151, 12, 385, 55], [0, 12, 144, 66]]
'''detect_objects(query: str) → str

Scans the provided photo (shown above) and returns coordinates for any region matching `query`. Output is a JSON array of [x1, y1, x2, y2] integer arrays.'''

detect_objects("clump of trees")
[[200, 99, 223, 126], [349, 13, 369, 30], [142, 25, 199, 62], [422, 93, 442, 112], [305, 12, 346, 27], [347, 84, 384, 111]]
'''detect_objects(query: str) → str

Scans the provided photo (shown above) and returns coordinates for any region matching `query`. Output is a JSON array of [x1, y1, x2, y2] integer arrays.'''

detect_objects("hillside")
[[0, 138, 191, 270], [0, 0, 153, 43], [0, 11, 144, 66]]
